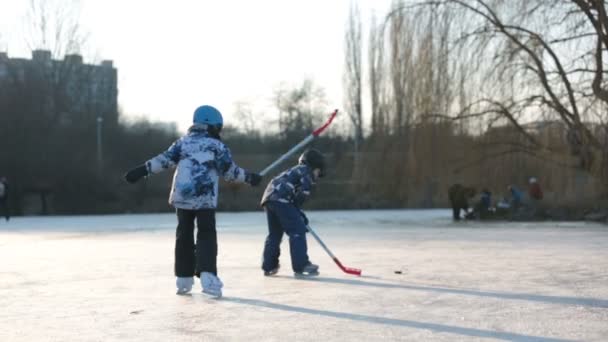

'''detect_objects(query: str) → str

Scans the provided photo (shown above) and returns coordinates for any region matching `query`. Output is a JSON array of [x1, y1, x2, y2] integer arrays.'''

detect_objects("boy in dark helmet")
[[260, 148, 325, 277], [124, 105, 262, 297]]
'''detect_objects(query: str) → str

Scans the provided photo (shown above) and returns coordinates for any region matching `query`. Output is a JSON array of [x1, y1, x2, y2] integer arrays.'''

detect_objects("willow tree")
[[407, 0, 608, 180]]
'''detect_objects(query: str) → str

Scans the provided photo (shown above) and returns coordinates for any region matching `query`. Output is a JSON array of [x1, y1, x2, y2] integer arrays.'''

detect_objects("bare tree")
[[233, 101, 258, 135], [0, 0, 115, 213], [24, 0, 88, 58], [402, 0, 608, 174], [273, 79, 328, 143], [344, 0, 364, 168], [368, 13, 389, 136], [21, 0, 94, 126]]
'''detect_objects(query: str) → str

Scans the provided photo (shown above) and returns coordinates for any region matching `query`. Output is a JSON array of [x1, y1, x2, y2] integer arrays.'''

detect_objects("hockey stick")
[[307, 224, 362, 276], [259, 109, 338, 177]]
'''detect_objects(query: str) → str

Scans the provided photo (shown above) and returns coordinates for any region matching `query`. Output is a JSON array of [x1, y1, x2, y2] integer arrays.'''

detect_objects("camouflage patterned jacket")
[[261, 164, 314, 207], [146, 126, 248, 210]]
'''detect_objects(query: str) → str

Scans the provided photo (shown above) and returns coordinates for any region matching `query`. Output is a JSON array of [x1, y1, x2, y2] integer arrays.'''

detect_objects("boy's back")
[[147, 126, 247, 210], [261, 164, 313, 207]]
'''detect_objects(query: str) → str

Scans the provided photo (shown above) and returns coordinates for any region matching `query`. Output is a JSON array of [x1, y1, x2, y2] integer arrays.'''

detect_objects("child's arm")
[[216, 144, 261, 186], [146, 140, 182, 174], [293, 170, 313, 207], [124, 140, 182, 184]]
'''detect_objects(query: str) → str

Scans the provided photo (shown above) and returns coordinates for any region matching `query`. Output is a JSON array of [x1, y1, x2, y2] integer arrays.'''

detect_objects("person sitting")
[[478, 189, 492, 219], [467, 188, 492, 220]]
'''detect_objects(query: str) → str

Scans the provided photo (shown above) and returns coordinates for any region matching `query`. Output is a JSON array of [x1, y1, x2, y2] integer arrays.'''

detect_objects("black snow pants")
[[175, 208, 217, 278], [452, 205, 468, 221]]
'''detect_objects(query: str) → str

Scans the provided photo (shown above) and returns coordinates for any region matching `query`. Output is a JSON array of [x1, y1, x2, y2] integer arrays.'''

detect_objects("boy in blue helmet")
[[260, 148, 325, 277], [124, 105, 262, 297]]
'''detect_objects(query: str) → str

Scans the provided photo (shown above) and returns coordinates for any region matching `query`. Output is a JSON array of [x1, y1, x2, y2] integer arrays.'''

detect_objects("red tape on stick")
[[259, 109, 339, 176], [312, 109, 338, 137]]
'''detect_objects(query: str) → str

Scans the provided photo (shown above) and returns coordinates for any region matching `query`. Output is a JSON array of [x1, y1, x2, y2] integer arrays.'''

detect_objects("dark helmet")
[[299, 148, 326, 177]]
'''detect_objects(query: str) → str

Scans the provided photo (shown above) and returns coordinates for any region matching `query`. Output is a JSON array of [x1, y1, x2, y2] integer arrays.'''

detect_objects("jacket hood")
[[187, 124, 210, 135]]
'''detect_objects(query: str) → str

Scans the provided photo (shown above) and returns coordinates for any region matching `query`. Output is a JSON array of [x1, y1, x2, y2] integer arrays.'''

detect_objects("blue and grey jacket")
[[146, 126, 248, 210], [261, 164, 314, 207]]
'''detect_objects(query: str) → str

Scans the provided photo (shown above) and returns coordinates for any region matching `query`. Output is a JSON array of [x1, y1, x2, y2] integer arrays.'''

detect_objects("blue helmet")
[[193, 105, 223, 127]]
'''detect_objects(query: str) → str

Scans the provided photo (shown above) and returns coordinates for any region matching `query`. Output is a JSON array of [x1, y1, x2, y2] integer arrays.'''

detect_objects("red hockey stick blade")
[[341, 266, 362, 276], [334, 258, 362, 276]]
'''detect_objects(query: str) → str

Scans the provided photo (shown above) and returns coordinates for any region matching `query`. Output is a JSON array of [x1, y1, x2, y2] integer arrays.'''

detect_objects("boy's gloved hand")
[[245, 172, 262, 186], [124, 164, 148, 184], [299, 210, 309, 225]]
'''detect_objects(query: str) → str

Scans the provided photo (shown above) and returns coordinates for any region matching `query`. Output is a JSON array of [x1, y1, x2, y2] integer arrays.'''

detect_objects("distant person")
[[471, 188, 492, 219], [260, 148, 325, 277], [448, 184, 476, 221], [123, 105, 262, 297], [528, 177, 543, 201], [508, 185, 523, 210], [0, 176, 9, 221], [480, 189, 492, 210]]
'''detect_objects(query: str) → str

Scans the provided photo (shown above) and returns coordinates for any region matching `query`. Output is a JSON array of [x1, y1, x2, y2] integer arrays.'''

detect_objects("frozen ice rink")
[[1, 210, 607, 341]]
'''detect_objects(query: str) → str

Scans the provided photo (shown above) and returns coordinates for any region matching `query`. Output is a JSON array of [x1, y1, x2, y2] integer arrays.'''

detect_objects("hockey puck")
[[394, 270, 402, 274]]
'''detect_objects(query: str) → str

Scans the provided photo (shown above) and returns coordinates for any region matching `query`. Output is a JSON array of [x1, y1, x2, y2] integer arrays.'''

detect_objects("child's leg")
[[194, 209, 217, 276], [271, 203, 310, 272], [0, 199, 8, 221], [175, 209, 196, 277], [262, 205, 284, 272]]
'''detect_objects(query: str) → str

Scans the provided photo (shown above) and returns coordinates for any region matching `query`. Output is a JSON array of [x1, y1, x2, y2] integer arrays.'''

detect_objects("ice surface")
[[1, 209, 607, 341]]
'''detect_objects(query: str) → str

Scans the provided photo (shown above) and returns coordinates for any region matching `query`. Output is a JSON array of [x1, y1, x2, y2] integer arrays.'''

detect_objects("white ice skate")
[[176, 277, 194, 295], [294, 262, 319, 278], [201, 272, 223, 298]]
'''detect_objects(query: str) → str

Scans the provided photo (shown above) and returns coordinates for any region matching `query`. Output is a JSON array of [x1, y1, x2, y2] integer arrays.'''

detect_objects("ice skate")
[[176, 277, 194, 295], [294, 262, 319, 277], [201, 272, 223, 298], [263, 264, 280, 276]]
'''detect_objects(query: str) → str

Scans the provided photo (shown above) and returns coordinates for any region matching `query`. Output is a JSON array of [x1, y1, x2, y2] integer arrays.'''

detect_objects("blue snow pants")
[[262, 201, 310, 273]]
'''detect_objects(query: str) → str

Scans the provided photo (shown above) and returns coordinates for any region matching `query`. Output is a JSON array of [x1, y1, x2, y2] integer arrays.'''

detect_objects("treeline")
[[0, 67, 605, 215], [0, 68, 354, 214]]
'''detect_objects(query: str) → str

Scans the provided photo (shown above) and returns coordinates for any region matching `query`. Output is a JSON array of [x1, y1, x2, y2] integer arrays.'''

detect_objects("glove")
[[245, 172, 262, 186], [124, 164, 148, 184], [299, 210, 309, 226]]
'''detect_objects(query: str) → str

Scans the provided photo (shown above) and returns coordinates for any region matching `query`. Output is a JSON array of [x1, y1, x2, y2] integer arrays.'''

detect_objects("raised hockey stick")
[[307, 224, 362, 276], [259, 109, 338, 177]]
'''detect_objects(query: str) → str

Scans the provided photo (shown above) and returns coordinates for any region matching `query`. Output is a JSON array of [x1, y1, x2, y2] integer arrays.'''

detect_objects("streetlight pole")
[[96, 116, 103, 173]]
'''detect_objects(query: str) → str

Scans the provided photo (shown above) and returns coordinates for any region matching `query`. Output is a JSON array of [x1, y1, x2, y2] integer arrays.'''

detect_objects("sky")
[[0, 0, 391, 133]]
